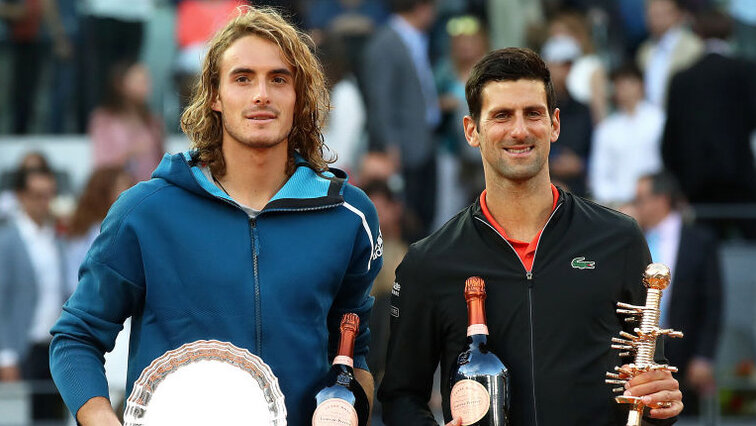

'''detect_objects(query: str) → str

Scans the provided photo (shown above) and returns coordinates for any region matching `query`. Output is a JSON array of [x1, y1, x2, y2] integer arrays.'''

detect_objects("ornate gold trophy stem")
[[605, 263, 683, 426], [636, 289, 661, 366]]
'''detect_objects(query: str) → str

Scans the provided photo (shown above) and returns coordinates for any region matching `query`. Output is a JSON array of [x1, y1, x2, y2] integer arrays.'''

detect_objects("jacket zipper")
[[248, 203, 342, 356], [194, 164, 345, 358], [474, 201, 562, 426], [249, 218, 262, 355]]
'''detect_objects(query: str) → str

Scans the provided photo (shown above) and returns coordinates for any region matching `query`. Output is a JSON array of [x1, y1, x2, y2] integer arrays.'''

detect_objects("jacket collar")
[[472, 185, 567, 223], [154, 151, 346, 212]]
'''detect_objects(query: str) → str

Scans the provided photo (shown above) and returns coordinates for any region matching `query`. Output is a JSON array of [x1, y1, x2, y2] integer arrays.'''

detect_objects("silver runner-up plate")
[[123, 340, 287, 425]]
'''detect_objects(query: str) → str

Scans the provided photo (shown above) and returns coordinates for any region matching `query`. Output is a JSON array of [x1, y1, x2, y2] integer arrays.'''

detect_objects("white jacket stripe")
[[343, 202, 374, 271]]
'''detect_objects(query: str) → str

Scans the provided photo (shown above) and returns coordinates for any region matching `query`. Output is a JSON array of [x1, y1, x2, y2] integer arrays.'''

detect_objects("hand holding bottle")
[[449, 276, 510, 425], [313, 313, 370, 426]]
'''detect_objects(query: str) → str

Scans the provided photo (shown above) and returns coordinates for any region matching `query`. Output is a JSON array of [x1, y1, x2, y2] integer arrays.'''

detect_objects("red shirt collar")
[[479, 184, 559, 271]]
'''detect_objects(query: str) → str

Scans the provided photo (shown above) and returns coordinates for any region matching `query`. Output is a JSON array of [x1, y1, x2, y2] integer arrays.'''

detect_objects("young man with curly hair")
[[50, 7, 381, 425]]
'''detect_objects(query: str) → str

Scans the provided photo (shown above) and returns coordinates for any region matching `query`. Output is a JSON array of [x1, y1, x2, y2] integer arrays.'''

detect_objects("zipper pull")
[[526, 271, 533, 280]]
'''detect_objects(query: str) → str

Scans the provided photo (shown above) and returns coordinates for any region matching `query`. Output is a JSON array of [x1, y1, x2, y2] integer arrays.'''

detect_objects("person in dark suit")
[[634, 171, 723, 416], [363, 0, 439, 241], [661, 9, 756, 238], [541, 34, 593, 197]]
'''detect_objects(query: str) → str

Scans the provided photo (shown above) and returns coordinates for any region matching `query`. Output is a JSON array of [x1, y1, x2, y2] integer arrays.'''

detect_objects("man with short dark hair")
[[0, 167, 67, 422], [634, 171, 722, 417], [363, 0, 439, 241], [378, 47, 683, 425], [662, 8, 756, 239]]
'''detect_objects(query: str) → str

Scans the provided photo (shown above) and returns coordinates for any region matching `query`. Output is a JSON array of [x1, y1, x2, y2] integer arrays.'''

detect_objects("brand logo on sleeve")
[[391, 281, 401, 297], [372, 231, 383, 261], [571, 256, 596, 270], [390, 281, 401, 317]]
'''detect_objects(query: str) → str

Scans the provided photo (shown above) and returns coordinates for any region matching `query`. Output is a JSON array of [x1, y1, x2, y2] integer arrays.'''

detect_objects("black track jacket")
[[378, 188, 676, 425]]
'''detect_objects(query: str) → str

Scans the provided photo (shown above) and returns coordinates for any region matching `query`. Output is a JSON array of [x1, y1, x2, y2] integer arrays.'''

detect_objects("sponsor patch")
[[391, 281, 401, 297], [390, 306, 400, 318]]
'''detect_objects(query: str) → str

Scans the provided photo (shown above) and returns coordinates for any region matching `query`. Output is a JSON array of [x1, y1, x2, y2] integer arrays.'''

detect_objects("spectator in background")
[[174, 0, 246, 112], [46, 0, 78, 134], [79, 0, 154, 125], [662, 9, 756, 239], [618, 0, 653, 55], [317, 32, 366, 176], [362, 179, 407, 401], [65, 167, 133, 294], [541, 34, 593, 197], [0, 167, 67, 422], [90, 61, 165, 182], [3, 0, 70, 133], [306, 0, 388, 87], [548, 10, 609, 123], [64, 166, 133, 418], [0, 0, 24, 20], [0, 151, 72, 222], [637, 0, 703, 106], [424, 0, 485, 67], [306, 0, 387, 41], [363, 0, 440, 242], [731, 0, 756, 61], [0, 151, 51, 220], [254, 0, 307, 28], [486, 0, 544, 50], [633, 171, 722, 417], [434, 14, 487, 229], [589, 63, 664, 207]]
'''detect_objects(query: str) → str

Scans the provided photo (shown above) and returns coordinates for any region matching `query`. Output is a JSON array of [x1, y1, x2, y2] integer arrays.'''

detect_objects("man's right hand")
[[77, 396, 121, 426], [445, 418, 462, 426]]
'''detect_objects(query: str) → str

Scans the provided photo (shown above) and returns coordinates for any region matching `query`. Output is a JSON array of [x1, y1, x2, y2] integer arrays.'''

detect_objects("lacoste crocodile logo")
[[571, 256, 596, 270]]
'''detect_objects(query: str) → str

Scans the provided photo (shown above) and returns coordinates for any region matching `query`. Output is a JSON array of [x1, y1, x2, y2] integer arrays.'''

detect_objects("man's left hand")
[[624, 368, 683, 419]]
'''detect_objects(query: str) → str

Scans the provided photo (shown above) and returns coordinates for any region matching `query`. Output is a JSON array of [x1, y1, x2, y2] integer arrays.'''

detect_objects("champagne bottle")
[[449, 276, 510, 425], [312, 313, 370, 426]]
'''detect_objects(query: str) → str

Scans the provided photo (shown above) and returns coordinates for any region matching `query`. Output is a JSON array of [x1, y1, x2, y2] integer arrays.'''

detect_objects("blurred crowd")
[[0, 0, 755, 423]]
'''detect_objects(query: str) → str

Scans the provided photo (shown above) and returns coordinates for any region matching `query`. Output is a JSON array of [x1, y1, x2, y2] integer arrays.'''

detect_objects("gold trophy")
[[605, 263, 683, 426]]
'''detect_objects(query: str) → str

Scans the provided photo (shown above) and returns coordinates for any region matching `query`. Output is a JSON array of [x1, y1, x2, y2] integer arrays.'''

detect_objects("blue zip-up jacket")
[[49, 151, 382, 425]]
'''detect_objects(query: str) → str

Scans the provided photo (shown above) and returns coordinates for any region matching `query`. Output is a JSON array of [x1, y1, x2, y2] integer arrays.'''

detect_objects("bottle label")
[[332, 355, 353, 368], [312, 398, 358, 426], [450, 379, 491, 425], [467, 324, 489, 336]]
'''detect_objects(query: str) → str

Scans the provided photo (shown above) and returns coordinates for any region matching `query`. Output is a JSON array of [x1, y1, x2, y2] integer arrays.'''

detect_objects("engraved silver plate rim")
[[122, 339, 287, 425]]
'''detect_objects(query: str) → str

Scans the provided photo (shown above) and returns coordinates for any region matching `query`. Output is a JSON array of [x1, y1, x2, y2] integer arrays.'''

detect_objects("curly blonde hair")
[[181, 6, 331, 176]]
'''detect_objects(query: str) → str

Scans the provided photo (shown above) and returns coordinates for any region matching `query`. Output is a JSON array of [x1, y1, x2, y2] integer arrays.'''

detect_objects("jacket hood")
[[151, 151, 348, 210]]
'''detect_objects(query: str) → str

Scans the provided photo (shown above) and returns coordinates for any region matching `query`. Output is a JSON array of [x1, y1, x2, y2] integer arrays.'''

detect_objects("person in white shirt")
[[589, 63, 665, 207], [317, 33, 366, 176], [0, 167, 68, 421], [636, 0, 703, 106]]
